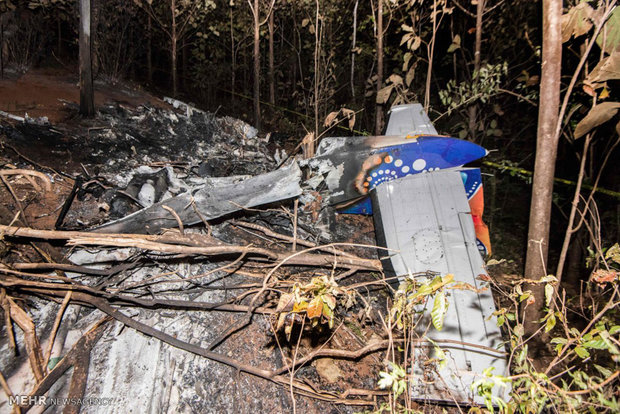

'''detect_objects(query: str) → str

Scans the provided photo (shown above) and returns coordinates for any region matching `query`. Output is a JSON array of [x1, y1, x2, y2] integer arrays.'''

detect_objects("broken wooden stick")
[[6, 296, 46, 382], [21, 317, 110, 412], [0, 225, 382, 271]]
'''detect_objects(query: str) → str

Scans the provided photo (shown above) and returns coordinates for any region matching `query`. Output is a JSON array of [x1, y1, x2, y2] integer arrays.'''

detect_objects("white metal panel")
[[384, 104, 439, 136], [371, 170, 509, 404]]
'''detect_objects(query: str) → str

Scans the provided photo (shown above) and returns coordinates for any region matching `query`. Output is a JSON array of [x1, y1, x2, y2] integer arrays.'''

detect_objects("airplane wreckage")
[[86, 103, 510, 405]]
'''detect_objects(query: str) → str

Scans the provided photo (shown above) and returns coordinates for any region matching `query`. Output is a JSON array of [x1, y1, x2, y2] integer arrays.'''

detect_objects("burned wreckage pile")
[[0, 100, 509, 412]]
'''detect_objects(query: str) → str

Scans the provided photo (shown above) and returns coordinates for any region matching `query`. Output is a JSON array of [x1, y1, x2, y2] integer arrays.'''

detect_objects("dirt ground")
[[0, 68, 163, 123]]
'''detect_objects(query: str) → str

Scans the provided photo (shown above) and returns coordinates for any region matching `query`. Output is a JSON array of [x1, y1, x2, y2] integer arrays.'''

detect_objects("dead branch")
[[6, 296, 46, 382], [1, 278, 276, 314], [0, 225, 382, 271], [0, 288, 17, 350], [1, 175, 29, 227], [43, 291, 72, 369], [231, 220, 359, 259], [10, 262, 134, 276], [161, 205, 184, 234], [63, 290, 373, 405], [63, 345, 90, 414], [0, 169, 52, 192], [1, 142, 72, 183], [21, 318, 110, 412]]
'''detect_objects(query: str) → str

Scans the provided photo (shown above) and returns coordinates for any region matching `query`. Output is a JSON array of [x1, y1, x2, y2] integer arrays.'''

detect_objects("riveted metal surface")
[[371, 170, 510, 404]]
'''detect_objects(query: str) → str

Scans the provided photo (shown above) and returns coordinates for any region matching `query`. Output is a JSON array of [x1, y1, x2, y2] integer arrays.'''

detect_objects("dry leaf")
[[561, 2, 594, 43], [592, 269, 617, 285], [586, 51, 620, 86], [574, 101, 620, 138], [596, 7, 620, 54], [324, 111, 339, 127], [376, 84, 394, 104]]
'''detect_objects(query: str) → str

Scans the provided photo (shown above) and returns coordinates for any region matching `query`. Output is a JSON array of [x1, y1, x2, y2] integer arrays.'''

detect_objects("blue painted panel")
[[359, 137, 487, 193]]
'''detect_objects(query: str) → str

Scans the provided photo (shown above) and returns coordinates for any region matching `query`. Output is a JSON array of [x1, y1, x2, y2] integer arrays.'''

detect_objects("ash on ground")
[[0, 97, 384, 414]]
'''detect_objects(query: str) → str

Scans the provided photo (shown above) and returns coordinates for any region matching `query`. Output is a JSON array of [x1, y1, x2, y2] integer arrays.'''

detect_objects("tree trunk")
[[468, 0, 484, 140], [79, 0, 95, 117], [230, 6, 235, 104], [351, 0, 359, 99], [424, 0, 439, 114], [375, 0, 383, 135], [243, 42, 248, 96], [268, 9, 275, 106], [171, 0, 178, 97], [314, 0, 320, 138], [57, 18, 62, 56], [182, 38, 188, 90], [565, 228, 584, 288], [523, 0, 562, 335], [1, 21, 4, 80], [252, 0, 261, 129], [147, 14, 152, 84]]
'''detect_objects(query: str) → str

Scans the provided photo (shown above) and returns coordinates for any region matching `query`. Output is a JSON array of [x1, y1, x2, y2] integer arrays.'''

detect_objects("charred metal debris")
[[0, 98, 392, 413], [0, 99, 509, 412]]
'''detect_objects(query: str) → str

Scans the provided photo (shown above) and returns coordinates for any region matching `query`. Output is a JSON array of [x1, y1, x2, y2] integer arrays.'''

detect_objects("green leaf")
[[414, 283, 433, 299], [447, 34, 461, 53], [47, 356, 63, 371], [402, 52, 412, 71], [594, 364, 613, 377], [583, 338, 607, 349], [405, 64, 416, 87], [431, 291, 448, 331], [435, 344, 447, 369], [377, 371, 393, 389], [545, 283, 554, 307], [400, 32, 413, 46], [606, 243, 620, 264], [545, 313, 556, 333], [387, 74, 403, 86], [575, 346, 590, 359], [514, 324, 524, 338], [412, 36, 422, 51], [517, 345, 527, 364]]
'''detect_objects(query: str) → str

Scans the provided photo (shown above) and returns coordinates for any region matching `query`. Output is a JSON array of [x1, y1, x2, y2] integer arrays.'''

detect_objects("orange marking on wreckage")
[[354, 152, 386, 194]]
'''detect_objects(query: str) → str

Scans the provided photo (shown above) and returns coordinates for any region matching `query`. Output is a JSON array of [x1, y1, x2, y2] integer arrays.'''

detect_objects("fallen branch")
[[0, 169, 52, 192], [0, 225, 382, 271], [7, 296, 46, 382], [21, 317, 110, 412], [43, 291, 72, 369], [0, 276, 276, 314]]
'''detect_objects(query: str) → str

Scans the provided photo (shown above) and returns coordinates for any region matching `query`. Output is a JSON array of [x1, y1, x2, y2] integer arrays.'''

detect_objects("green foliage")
[[390, 273, 453, 331], [470, 367, 510, 413], [473, 266, 620, 413], [439, 62, 508, 113], [378, 361, 408, 399], [438, 62, 508, 139]]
